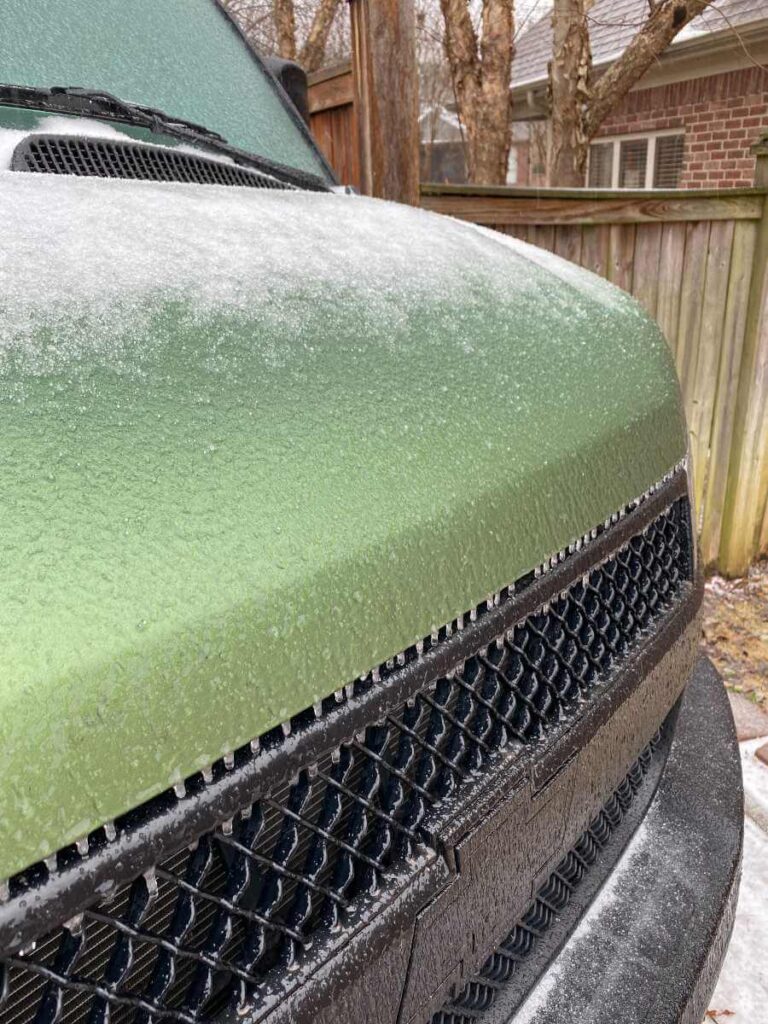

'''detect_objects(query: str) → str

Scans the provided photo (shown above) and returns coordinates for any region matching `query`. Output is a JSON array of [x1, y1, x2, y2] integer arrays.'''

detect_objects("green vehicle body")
[[0, 0, 685, 886]]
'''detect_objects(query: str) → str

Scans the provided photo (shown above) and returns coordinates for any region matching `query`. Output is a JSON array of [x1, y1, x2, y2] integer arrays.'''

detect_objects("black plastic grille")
[[11, 136, 297, 190], [432, 734, 662, 1023], [0, 498, 691, 1024]]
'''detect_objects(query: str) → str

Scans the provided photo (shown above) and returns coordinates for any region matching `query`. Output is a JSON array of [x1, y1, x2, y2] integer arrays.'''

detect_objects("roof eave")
[[510, 15, 768, 101]]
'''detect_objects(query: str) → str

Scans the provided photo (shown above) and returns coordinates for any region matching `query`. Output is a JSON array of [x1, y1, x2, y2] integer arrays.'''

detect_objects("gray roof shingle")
[[512, 0, 768, 87]]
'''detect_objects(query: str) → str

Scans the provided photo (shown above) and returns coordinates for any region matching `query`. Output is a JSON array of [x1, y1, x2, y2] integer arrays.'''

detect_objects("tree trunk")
[[274, 0, 297, 60], [547, 0, 712, 186], [300, 0, 344, 73], [440, 0, 514, 186], [464, 98, 511, 183], [475, 0, 515, 183], [547, 0, 591, 186]]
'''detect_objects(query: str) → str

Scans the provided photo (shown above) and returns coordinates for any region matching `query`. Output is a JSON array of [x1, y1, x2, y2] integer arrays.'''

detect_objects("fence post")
[[349, 0, 420, 205], [718, 134, 768, 575]]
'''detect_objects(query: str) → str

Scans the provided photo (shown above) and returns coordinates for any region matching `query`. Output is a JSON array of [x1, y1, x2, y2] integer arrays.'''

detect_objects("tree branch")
[[438, 0, 514, 183], [585, 0, 711, 136], [274, 0, 298, 60], [547, 0, 592, 184], [299, 0, 343, 71], [439, 0, 482, 113], [480, 0, 515, 85]]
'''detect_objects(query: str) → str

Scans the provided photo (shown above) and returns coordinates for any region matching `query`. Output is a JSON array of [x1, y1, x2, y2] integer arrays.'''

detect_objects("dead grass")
[[702, 560, 768, 708]]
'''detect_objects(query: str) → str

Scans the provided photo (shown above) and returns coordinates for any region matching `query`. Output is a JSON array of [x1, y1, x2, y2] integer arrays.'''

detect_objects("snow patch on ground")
[[708, 741, 768, 1022], [708, 819, 768, 1021], [740, 737, 768, 827]]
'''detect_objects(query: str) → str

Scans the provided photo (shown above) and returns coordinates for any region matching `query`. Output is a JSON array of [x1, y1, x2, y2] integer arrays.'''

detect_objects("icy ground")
[[707, 738, 768, 1022]]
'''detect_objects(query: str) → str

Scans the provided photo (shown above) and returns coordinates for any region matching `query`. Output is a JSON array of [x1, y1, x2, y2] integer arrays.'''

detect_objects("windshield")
[[0, 0, 330, 180]]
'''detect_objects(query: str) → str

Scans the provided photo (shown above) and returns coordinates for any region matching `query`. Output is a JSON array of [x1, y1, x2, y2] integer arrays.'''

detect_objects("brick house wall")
[[595, 66, 768, 188]]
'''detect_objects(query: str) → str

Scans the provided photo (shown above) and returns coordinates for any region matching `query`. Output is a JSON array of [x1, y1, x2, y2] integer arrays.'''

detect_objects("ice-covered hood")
[[0, 172, 686, 879]]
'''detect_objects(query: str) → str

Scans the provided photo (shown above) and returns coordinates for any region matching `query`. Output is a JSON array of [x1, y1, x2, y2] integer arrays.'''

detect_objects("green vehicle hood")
[[0, 172, 686, 881]]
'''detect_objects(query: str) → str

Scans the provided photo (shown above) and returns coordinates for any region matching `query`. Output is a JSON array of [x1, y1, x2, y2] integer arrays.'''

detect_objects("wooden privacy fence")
[[307, 62, 361, 192], [422, 179, 768, 577]]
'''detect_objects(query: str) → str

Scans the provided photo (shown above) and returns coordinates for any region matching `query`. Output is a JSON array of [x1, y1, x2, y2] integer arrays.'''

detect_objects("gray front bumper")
[[491, 655, 743, 1024]]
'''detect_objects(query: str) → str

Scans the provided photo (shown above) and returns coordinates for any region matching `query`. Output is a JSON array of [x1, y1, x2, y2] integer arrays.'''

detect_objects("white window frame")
[[587, 128, 685, 190], [506, 145, 519, 185]]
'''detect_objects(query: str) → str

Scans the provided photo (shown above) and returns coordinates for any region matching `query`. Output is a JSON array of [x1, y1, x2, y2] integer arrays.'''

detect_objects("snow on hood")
[[0, 167, 686, 882], [0, 170, 637, 378]]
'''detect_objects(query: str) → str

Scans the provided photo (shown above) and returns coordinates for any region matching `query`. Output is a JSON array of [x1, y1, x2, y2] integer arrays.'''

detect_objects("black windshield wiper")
[[53, 87, 228, 142], [0, 83, 330, 191], [0, 84, 227, 142]]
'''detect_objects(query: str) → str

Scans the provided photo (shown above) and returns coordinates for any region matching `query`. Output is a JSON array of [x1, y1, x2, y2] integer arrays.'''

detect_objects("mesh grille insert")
[[0, 497, 691, 1024], [11, 136, 298, 190]]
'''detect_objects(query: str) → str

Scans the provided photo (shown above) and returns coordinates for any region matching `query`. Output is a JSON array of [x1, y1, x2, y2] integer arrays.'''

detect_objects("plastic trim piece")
[[473, 657, 742, 1024], [0, 83, 332, 192], [433, 723, 671, 1023], [10, 134, 301, 190]]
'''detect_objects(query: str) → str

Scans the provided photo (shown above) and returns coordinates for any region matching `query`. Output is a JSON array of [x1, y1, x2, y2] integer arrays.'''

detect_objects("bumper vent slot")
[[0, 495, 692, 1024], [11, 135, 298, 190], [433, 732, 663, 1023]]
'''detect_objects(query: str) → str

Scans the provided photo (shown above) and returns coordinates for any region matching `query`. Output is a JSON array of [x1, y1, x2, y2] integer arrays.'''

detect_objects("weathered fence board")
[[691, 220, 735, 521], [349, 0, 420, 205], [675, 221, 710, 422], [656, 223, 687, 357], [308, 63, 361, 192], [631, 223, 663, 320], [580, 223, 610, 278], [719, 189, 768, 576], [420, 186, 764, 226], [700, 221, 757, 563], [609, 223, 636, 293], [423, 180, 768, 576]]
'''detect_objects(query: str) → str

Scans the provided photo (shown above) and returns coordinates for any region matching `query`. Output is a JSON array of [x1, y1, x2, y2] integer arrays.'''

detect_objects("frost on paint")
[[0, 170, 640, 378], [0, 165, 686, 883]]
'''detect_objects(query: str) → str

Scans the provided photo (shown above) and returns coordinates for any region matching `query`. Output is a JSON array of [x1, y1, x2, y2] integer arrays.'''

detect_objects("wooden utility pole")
[[349, 0, 420, 205]]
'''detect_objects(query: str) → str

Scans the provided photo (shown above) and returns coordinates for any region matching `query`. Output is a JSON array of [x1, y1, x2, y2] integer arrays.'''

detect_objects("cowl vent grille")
[[11, 135, 298, 190]]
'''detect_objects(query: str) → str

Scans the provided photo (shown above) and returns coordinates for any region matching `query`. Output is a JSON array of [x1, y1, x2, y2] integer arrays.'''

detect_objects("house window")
[[654, 133, 686, 188], [507, 146, 519, 185], [619, 139, 647, 188], [588, 142, 613, 188], [588, 132, 685, 189]]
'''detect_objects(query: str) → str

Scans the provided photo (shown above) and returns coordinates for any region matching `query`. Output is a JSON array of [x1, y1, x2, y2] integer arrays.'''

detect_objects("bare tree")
[[548, 0, 713, 185], [417, 1, 459, 162], [222, 0, 348, 72], [274, 0, 298, 59], [438, 1, 515, 184]]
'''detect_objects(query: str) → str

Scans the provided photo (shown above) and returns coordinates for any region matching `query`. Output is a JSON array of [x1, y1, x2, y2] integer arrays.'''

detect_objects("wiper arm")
[[0, 83, 331, 192], [53, 87, 227, 143]]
